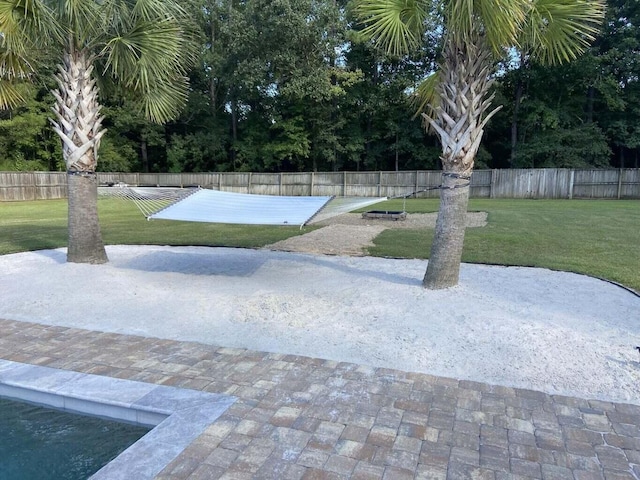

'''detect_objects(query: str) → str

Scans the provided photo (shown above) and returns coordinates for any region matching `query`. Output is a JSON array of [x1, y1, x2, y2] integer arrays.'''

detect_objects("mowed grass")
[[1, 196, 638, 292], [368, 198, 640, 292]]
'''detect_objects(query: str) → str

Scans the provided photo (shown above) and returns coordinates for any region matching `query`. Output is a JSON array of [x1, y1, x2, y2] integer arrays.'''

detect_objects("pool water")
[[0, 397, 150, 480]]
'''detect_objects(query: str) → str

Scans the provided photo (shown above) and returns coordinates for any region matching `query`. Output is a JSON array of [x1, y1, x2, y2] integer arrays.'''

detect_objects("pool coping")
[[0, 359, 236, 480]]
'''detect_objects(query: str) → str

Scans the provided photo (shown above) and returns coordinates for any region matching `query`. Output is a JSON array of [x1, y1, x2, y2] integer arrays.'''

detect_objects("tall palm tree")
[[356, 0, 605, 288], [0, 0, 195, 263]]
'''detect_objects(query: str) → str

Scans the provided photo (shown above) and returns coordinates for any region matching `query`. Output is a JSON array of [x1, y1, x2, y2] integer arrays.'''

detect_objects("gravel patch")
[[266, 211, 488, 256]]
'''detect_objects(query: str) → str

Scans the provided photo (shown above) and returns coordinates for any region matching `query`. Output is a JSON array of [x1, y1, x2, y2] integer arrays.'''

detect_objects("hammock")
[[99, 186, 387, 227]]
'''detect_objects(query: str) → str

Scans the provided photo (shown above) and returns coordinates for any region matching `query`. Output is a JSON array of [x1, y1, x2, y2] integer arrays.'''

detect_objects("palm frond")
[[0, 0, 46, 31], [0, 0, 58, 52], [445, 0, 529, 54], [355, 0, 431, 56], [0, 78, 24, 108], [137, 78, 189, 124], [0, 47, 33, 78], [101, 15, 193, 123], [56, 0, 96, 23], [131, 0, 186, 22], [523, 0, 605, 65], [103, 20, 186, 89], [54, 0, 103, 46], [475, 0, 528, 52], [100, 0, 132, 32], [411, 71, 440, 118], [443, 0, 474, 42]]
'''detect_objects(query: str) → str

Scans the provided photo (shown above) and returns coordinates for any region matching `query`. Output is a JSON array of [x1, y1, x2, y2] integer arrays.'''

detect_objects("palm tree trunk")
[[422, 38, 499, 289], [50, 45, 108, 264], [67, 172, 107, 263], [423, 174, 470, 288]]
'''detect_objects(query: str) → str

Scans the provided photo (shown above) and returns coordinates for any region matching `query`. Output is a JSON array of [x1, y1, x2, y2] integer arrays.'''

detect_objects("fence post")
[[343, 171, 347, 196], [617, 168, 623, 199], [31, 172, 37, 200], [415, 171, 419, 196], [383, 171, 387, 197], [310, 171, 315, 196], [490, 169, 497, 199], [248, 172, 252, 194], [568, 170, 574, 199], [279, 173, 283, 196]]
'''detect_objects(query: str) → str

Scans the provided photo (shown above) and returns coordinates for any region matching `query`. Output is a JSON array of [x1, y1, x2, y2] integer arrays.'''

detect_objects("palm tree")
[[356, 0, 605, 288], [0, 0, 195, 263]]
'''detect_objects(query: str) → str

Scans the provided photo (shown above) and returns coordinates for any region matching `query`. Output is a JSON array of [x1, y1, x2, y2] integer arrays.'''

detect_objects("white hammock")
[[99, 186, 387, 227]]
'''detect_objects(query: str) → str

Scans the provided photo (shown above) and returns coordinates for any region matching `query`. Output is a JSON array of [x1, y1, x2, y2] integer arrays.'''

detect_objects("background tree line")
[[1, 0, 637, 174]]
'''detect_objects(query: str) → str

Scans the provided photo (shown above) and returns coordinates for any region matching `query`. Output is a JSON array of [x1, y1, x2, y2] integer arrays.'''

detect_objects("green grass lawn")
[[1, 196, 638, 292], [368, 198, 640, 293]]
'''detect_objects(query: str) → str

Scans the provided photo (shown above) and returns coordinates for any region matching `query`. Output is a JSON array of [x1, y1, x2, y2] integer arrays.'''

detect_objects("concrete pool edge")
[[0, 359, 237, 480]]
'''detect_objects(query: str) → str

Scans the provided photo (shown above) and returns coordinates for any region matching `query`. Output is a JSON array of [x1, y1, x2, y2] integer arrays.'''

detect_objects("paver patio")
[[1, 317, 639, 479]]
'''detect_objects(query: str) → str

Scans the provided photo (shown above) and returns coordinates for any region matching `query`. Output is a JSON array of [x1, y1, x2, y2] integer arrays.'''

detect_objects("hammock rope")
[[307, 196, 391, 224], [98, 186, 197, 218]]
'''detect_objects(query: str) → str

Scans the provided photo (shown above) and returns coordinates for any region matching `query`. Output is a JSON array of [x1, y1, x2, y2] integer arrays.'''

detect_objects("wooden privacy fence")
[[1, 168, 639, 201]]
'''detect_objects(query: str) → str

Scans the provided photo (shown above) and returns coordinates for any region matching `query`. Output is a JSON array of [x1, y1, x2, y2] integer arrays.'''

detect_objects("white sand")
[[1, 244, 639, 404]]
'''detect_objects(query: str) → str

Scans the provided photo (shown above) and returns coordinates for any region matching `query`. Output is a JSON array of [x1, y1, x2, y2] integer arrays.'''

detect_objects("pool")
[[0, 360, 236, 479], [1, 397, 150, 479]]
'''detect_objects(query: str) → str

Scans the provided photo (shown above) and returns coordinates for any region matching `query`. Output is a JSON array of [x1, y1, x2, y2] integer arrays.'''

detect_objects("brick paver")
[[0, 318, 639, 479]]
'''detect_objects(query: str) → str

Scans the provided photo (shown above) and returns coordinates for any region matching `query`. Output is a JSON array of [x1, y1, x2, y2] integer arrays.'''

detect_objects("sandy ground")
[[1, 224, 639, 404]]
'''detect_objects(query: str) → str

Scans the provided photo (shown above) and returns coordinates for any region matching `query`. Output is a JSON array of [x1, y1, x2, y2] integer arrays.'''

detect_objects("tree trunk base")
[[67, 173, 108, 264], [423, 176, 470, 289]]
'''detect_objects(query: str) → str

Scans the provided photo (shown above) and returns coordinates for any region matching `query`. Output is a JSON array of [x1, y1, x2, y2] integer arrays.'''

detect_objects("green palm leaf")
[[523, 0, 605, 65], [131, 0, 186, 22], [104, 21, 186, 82], [0, 46, 34, 78], [474, 0, 529, 52], [101, 0, 132, 31], [102, 17, 192, 123], [355, 0, 431, 56], [137, 78, 189, 124], [0, 78, 24, 108], [0, 0, 58, 52], [444, 0, 529, 54], [54, 0, 102, 44], [411, 71, 440, 117]]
